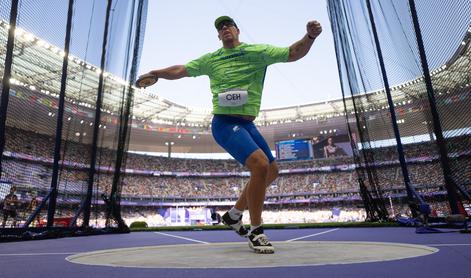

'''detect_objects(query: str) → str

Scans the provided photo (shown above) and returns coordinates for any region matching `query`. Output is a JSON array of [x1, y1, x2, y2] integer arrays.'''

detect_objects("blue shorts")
[[211, 115, 275, 165]]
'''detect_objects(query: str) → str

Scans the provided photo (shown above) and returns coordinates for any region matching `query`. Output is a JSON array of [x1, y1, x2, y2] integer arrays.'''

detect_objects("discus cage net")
[[327, 0, 471, 222], [0, 0, 148, 240]]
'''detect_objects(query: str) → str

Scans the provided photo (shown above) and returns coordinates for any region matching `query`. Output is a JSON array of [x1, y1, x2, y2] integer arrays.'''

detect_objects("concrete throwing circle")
[[66, 241, 438, 269]]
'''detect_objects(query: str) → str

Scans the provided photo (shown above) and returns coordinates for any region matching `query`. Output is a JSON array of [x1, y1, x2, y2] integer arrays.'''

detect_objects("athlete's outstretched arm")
[[148, 65, 189, 80], [139, 65, 188, 80], [136, 65, 189, 88], [288, 20, 322, 62]]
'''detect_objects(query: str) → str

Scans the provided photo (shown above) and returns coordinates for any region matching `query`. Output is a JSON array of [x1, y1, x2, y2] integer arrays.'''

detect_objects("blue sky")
[[138, 0, 342, 109]]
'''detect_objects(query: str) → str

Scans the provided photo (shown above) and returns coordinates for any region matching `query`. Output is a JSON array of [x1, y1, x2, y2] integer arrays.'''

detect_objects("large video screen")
[[311, 134, 353, 159], [275, 139, 313, 161]]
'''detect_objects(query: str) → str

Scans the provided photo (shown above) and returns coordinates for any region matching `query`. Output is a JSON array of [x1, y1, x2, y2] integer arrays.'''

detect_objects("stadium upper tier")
[[1, 21, 470, 153]]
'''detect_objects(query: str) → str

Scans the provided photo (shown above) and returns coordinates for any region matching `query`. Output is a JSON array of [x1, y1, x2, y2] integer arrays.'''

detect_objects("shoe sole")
[[254, 248, 275, 254]]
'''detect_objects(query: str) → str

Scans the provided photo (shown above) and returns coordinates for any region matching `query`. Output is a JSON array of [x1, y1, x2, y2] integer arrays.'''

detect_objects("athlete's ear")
[[218, 33, 222, 41]]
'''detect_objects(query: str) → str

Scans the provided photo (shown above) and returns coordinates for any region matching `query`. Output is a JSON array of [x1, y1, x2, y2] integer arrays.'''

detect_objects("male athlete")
[[137, 16, 322, 253]]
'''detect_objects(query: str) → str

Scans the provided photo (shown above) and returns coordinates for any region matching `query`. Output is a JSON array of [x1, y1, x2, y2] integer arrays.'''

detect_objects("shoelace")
[[254, 234, 270, 245]]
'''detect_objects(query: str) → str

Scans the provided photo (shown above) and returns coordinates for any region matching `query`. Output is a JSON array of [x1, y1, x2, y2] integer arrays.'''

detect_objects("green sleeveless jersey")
[[185, 43, 289, 117]]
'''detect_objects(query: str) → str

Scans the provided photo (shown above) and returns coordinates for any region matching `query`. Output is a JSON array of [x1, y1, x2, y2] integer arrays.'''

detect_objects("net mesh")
[[0, 0, 148, 233], [328, 0, 471, 219]]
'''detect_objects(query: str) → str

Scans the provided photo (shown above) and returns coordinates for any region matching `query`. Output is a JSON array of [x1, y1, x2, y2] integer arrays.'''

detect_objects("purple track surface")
[[0, 227, 470, 278]]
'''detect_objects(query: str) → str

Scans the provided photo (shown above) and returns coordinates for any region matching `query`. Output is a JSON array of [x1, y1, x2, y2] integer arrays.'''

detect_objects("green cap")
[[214, 16, 237, 29]]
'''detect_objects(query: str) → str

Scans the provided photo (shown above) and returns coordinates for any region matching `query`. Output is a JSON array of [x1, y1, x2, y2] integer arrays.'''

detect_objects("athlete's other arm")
[[136, 65, 189, 87], [148, 65, 189, 80], [288, 20, 322, 62]]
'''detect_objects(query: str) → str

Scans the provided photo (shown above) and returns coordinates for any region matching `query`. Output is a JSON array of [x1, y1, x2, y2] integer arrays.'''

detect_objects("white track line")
[[0, 252, 75, 256], [154, 232, 209, 244], [427, 243, 471, 247], [286, 228, 340, 242]]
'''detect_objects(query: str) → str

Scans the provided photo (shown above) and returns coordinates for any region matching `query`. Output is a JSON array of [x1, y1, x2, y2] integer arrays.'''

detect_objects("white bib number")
[[218, 90, 248, 107]]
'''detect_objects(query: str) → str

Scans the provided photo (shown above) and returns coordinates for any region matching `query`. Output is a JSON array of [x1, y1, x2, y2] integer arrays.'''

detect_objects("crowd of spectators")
[[6, 127, 470, 174], [1, 126, 469, 227], [109, 200, 463, 227], [0, 158, 462, 200]]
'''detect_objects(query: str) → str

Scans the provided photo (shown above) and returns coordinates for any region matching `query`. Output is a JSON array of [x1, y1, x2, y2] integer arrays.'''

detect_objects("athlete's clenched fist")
[[307, 21, 322, 39]]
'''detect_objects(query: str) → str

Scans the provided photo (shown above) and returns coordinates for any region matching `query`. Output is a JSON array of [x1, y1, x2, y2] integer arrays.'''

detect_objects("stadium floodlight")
[[14, 28, 24, 36], [36, 40, 49, 48], [51, 47, 60, 54], [24, 33, 35, 42]]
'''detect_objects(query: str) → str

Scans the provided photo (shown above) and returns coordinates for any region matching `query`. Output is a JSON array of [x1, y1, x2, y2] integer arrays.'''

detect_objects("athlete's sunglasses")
[[217, 21, 236, 31]]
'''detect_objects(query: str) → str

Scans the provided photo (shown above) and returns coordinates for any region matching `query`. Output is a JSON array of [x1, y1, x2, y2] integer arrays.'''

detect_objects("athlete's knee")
[[246, 150, 269, 175], [268, 161, 279, 182], [252, 158, 269, 175]]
